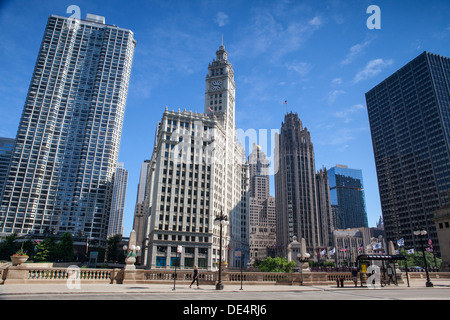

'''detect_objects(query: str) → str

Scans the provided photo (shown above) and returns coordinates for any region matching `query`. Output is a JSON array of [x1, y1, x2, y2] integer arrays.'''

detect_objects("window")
[[156, 256, 166, 267], [170, 257, 180, 267]]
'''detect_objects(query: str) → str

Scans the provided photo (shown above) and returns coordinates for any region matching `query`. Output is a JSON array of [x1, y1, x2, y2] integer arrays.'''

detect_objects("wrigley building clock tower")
[[204, 42, 236, 132]]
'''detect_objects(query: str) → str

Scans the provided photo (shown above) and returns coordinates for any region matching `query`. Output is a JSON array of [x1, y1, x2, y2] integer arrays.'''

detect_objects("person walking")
[[351, 267, 359, 287], [189, 265, 199, 288], [387, 265, 395, 285]]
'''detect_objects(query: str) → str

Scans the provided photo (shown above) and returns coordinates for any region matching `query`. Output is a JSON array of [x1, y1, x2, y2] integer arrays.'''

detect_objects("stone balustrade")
[[27, 267, 113, 282], [2, 265, 117, 284], [2, 263, 449, 286]]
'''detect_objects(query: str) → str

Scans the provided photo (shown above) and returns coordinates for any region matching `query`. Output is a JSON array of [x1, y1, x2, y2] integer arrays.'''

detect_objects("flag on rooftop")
[[372, 242, 382, 250]]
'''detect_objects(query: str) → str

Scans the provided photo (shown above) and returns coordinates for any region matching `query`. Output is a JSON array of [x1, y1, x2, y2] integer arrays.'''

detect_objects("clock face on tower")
[[211, 80, 222, 91]]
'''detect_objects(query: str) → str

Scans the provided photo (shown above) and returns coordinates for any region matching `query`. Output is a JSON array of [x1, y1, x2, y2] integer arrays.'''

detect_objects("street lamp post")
[[413, 227, 433, 287], [214, 212, 229, 290]]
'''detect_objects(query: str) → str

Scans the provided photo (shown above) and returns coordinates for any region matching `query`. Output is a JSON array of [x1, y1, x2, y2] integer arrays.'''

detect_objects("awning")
[[357, 254, 406, 261]]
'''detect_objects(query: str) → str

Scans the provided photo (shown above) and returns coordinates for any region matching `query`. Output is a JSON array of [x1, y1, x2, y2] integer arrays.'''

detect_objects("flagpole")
[[348, 246, 351, 268], [405, 258, 410, 287], [430, 246, 438, 270], [317, 248, 320, 269], [335, 249, 338, 271], [429, 239, 438, 270]]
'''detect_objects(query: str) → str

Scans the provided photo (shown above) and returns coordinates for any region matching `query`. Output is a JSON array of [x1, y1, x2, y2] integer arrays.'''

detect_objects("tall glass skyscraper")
[[366, 52, 450, 255], [0, 14, 135, 246], [328, 165, 368, 229]]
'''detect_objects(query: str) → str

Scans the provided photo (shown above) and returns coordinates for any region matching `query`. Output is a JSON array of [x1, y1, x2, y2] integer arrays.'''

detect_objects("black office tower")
[[366, 52, 450, 256]]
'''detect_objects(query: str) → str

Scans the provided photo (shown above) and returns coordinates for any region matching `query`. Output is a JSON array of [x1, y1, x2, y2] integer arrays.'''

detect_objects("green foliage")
[[22, 240, 35, 258], [55, 232, 74, 262], [0, 233, 19, 259], [1, 233, 83, 263], [34, 238, 55, 262], [310, 260, 336, 268], [398, 248, 441, 269], [105, 235, 126, 263], [255, 257, 296, 273]]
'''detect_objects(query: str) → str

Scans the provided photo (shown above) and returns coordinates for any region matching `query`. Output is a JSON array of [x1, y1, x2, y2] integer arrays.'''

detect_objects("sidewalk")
[[1, 278, 449, 297]]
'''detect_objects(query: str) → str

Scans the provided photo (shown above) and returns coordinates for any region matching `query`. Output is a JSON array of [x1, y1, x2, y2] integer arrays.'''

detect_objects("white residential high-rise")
[[0, 14, 135, 246], [141, 43, 248, 270], [108, 162, 128, 237]]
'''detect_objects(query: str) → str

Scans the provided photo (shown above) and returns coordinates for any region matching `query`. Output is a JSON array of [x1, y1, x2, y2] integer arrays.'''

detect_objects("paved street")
[[1, 280, 448, 319], [1, 279, 449, 300], [5, 287, 448, 301]]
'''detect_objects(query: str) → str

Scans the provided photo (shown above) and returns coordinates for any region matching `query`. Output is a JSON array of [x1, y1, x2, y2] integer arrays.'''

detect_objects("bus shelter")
[[357, 254, 409, 287]]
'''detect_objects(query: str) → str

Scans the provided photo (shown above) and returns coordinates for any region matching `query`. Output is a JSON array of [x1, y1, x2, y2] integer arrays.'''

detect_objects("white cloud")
[[331, 78, 342, 86], [286, 61, 312, 76], [323, 127, 367, 151], [341, 40, 372, 65], [309, 16, 322, 27], [354, 58, 393, 83], [215, 12, 230, 27], [328, 89, 346, 104], [334, 104, 365, 123], [232, 11, 323, 61]]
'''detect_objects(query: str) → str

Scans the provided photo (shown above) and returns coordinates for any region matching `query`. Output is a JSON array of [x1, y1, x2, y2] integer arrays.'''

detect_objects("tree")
[[21, 240, 35, 260], [0, 233, 19, 260], [310, 260, 335, 268], [55, 232, 74, 262], [105, 235, 125, 263], [399, 248, 441, 269], [34, 238, 56, 262], [256, 257, 296, 273]]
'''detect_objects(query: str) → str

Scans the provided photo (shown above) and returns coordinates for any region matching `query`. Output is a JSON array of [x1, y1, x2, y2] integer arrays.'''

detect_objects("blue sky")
[[1, 0, 449, 237]]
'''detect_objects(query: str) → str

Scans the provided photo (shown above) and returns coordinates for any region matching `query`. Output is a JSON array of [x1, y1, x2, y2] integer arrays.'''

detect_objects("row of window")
[[155, 233, 210, 243]]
